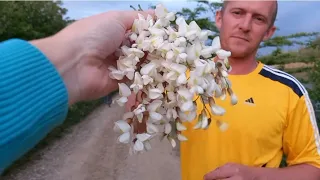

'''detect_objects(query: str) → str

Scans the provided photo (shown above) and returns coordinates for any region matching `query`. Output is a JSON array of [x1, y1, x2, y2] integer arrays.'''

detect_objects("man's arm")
[[204, 162, 320, 180], [255, 163, 320, 180], [257, 91, 320, 179]]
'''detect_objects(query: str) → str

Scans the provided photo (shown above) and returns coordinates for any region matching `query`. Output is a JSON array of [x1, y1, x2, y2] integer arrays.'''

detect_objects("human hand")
[[203, 163, 261, 180], [31, 9, 154, 105]]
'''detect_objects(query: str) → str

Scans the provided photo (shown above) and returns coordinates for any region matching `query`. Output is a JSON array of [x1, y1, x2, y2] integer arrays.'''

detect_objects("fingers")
[[204, 163, 237, 180], [116, 9, 155, 30]]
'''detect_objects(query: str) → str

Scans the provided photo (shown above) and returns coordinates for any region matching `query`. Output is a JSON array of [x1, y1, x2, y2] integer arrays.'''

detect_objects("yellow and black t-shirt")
[[180, 61, 320, 180]]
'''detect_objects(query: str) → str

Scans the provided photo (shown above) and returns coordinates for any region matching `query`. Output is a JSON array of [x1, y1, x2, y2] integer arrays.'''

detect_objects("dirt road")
[[1, 103, 181, 180]]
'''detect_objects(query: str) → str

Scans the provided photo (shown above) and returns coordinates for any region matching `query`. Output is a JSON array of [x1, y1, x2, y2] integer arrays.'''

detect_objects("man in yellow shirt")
[[181, 0, 320, 180]]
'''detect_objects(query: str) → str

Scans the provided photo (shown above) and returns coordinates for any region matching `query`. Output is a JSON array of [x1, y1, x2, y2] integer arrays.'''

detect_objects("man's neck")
[[228, 56, 258, 75]]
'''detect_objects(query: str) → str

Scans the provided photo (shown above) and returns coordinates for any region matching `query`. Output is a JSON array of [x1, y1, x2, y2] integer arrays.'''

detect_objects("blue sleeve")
[[0, 39, 69, 173]]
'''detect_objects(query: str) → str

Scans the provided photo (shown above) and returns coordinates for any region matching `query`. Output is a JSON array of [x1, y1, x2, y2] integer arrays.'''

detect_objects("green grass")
[[2, 99, 103, 175]]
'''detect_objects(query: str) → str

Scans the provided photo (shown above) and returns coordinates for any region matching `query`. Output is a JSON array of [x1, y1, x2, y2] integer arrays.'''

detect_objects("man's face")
[[215, 1, 276, 58]]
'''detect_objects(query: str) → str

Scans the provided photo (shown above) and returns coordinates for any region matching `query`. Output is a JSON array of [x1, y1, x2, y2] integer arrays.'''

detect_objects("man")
[[180, 0, 320, 179]]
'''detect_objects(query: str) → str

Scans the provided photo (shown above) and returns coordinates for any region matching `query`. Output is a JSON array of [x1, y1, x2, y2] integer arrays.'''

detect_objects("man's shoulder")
[[258, 64, 307, 98]]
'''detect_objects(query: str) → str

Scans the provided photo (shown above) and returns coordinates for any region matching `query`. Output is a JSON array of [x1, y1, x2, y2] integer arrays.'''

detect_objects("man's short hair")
[[221, 0, 278, 27]]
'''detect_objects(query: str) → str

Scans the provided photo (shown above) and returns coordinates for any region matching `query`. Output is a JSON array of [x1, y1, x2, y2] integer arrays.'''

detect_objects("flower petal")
[[177, 88, 193, 100], [147, 122, 159, 134], [116, 97, 128, 106], [216, 49, 231, 59], [129, 48, 145, 58], [118, 132, 131, 143], [177, 134, 188, 141], [176, 122, 187, 131], [165, 12, 176, 21], [216, 120, 229, 132], [123, 112, 134, 120], [231, 93, 238, 105], [210, 104, 226, 116], [118, 83, 131, 97], [147, 100, 163, 112], [150, 112, 163, 122], [133, 140, 144, 151], [155, 3, 168, 18], [170, 63, 187, 74], [136, 133, 152, 142], [164, 123, 172, 134], [142, 75, 154, 85], [114, 120, 131, 133], [144, 141, 152, 151], [193, 120, 202, 129], [148, 88, 163, 99], [180, 101, 194, 112], [177, 73, 187, 85], [109, 67, 125, 80], [201, 46, 214, 58], [211, 36, 221, 52], [140, 62, 156, 75], [167, 136, 176, 148], [201, 116, 209, 129]]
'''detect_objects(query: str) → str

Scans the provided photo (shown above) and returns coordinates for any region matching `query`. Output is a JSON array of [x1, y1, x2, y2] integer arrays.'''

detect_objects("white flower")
[[108, 66, 125, 80], [231, 93, 238, 105], [148, 88, 163, 99], [176, 122, 187, 131], [216, 49, 231, 60], [211, 104, 226, 116], [114, 120, 131, 133], [133, 104, 146, 122], [114, 120, 131, 144], [164, 123, 172, 134], [178, 109, 197, 122], [119, 83, 131, 97], [147, 122, 159, 134], [111, 3, 236, 154], [211, 36, 221, 52], [133, 133, 152, 152], [155, 4, 169, 19], [115, 83, 132, 106], [177, 134, 188, 141], [167, 136, 176, 148], [140, 62, 157, 75], [216, 120, 229, 132], [130, 72, 144, 93]]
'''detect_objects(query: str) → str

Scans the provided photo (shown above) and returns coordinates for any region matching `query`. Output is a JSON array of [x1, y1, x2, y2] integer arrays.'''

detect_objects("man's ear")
[[263, 25, 276, 41], [215, 10, 222, 30]]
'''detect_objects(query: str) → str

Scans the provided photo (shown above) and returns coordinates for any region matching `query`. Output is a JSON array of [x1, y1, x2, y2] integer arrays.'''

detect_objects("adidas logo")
[[245, 97, 255, 105]]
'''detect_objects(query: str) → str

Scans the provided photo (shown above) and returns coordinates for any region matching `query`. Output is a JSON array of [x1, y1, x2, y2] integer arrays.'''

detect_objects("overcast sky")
[[61, 0, 320, 55]]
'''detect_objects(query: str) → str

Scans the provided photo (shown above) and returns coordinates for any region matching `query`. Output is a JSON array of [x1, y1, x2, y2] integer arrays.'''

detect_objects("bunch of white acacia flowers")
[[109, 4, 238, 154]]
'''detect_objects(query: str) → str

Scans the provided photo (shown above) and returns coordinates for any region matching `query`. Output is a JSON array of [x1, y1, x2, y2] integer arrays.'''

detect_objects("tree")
[[0, 1, 74, 41], [307, 37, 320, 100]]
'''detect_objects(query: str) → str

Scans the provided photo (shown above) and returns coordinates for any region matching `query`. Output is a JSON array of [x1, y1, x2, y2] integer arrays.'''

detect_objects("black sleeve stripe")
[[259, 66, 304, 97], [264, 65, 307, 94]]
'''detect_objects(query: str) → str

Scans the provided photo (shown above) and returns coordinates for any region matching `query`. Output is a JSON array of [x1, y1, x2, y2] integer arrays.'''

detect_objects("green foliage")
[[260, 32, 319, 48], [259, 50, 300, 65], [0, 1, 74, 41], [308, 37, 320, 100]]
